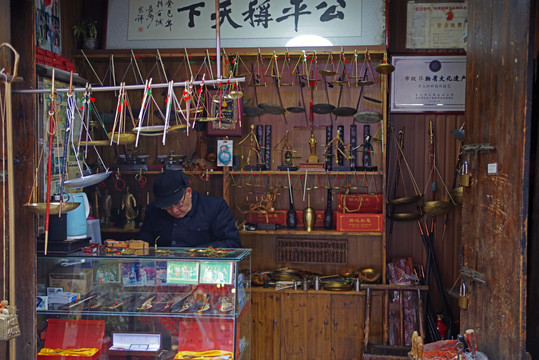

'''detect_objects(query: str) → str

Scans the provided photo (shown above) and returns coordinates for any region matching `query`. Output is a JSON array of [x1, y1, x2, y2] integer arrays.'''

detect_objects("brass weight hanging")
[[458, 281, 469, 310]]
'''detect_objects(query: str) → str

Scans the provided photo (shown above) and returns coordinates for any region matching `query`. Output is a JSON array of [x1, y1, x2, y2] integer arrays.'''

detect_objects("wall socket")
[[487, 163, 497, 175]]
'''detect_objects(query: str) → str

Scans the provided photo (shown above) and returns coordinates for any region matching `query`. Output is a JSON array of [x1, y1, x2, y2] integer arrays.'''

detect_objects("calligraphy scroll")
[[106, 0, 386, 48]]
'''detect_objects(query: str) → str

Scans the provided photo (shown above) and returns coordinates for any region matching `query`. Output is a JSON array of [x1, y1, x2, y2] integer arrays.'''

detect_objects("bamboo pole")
[[1, 41, 20, 360]]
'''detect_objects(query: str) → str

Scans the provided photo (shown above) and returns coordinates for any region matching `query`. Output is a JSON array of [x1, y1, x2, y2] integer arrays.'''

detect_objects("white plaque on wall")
[[390, 56, 466, 113], [406, 2, 468, 49]]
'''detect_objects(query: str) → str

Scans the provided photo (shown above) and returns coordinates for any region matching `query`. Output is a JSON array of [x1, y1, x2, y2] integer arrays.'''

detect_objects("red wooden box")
[[38, 319, 105, 360], [335, 212, 383, 233], [245, 210, 287, 225], [337, 193, 383, 213]]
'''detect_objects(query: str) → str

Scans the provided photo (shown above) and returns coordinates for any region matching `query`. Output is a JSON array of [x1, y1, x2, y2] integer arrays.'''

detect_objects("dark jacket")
[[139, 191, 241, 248]]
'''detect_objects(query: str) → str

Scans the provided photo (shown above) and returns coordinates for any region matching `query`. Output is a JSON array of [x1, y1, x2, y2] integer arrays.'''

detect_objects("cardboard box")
[[47, 287, 63, 295], [48, 292, 80, 305], [105, 240, 149, 255], [105, 239, 129, 248], [38, 319, 105, 360], [337, 194, 383, 213], [36, 296, 48, 311], [335, 212, 383, 232], [245, 210, 287, 225], [49, 267, 93, 296]]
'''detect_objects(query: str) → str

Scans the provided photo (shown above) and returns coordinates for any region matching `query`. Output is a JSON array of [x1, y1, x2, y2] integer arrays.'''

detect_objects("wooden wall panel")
[[461, 0, 533, 359], [251, 292, 281, 360], [11, 0, 38, 359], [280, 293, 332, 360], [388, 0, 466, 326], [386, 114, 463, 318]]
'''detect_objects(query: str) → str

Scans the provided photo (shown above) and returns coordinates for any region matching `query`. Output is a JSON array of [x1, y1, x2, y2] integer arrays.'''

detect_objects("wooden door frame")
[[462, 1, 534, 359]]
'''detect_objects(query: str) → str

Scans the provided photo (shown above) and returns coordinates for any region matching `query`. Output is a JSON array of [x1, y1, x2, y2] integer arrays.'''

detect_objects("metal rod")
[[13, 77, 246, 94], [215, 0, 221, 79]]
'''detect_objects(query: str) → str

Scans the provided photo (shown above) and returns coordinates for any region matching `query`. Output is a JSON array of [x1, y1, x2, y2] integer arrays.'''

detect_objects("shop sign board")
[[107, 0, 386, 48]]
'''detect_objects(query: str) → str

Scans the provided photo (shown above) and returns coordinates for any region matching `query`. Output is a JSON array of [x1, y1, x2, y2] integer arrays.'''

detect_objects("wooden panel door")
[[251, 291, 281, 360], [462, 0, 533, 359], [330, 294, 365, 360], [280, 293, 332, 360]]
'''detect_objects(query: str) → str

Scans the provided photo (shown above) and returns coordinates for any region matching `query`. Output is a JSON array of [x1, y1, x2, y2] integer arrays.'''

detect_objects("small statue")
[[275, 130, 298, 171], [122, 186, 138, 229], [361, 135, 374, 167], [308, 133, 319, 163], [101, 188, 112, 227]]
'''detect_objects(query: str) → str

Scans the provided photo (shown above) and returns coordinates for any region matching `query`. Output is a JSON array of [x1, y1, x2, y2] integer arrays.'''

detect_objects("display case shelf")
[[240, 229, 383, 236], [37, 248, 251, 360]]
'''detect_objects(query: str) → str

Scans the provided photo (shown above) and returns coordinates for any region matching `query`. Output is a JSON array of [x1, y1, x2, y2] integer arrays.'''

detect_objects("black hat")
[[152, 170, 189, 209]]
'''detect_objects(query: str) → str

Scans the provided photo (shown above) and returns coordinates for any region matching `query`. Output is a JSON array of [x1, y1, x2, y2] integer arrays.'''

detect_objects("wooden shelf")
[[240, 229, 382, 236], [72, 47, 388, 60], [111, 169, 382, 177], [111, 170, 224, 176], [229, 170, 383, 176], [101, 228, 138, 233], [251, 284, 428, 295]]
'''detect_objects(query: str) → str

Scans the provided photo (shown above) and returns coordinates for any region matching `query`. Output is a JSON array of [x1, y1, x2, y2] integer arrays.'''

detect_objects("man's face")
[[162, 188, 192, 219]]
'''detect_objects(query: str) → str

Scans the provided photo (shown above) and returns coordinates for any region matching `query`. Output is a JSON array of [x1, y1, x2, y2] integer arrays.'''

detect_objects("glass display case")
[[36, 248, 251, 360]]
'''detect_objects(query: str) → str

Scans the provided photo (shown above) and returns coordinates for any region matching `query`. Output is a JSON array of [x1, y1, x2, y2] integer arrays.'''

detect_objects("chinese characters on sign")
[[128, 0, 361, 41], [390, 56, 466, 113], [406, 2, 468, 49]]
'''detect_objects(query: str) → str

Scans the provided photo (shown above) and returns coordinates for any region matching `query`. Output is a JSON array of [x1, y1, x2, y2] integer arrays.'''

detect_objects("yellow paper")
[[38, 347, 99, 357]]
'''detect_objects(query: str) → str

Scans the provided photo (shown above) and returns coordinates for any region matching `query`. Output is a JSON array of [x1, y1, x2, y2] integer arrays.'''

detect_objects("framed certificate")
[[390, 55, 466, 113]]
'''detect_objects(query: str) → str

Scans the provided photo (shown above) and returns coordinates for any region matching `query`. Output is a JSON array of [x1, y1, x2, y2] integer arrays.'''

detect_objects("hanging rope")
[[0, 68, 6, 299]]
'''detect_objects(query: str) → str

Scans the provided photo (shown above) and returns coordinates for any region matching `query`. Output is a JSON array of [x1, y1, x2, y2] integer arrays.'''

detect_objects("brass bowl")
[[333, 107, 356, 117], [387, 212, 423, 222], [178, 108, 204, 114], [75, 139, 110, 146], [422, 200, 453, 216], [388, 194, 423, 206], [24, 202, 80, 215], [312, 103, 335, 114], [225, 91, 243, 100], [64, 171, 112, 189], [363, 96, 382, 104], [258, 103, 286, 115], [375, 62, 395, 75], [167, 124, 188, 133], [271, 269, 300, 281], [358, 80, 375, 86], [359, 268, 381, 283], [329, 80, 349, 86], [287, 106, 305, 113], [132, 125, 166, 136], [244, 106, 265, 116], [319, 69, 337, 77], [272, 275, 299, 281], [450, 187, 463, 205], [323, 281, 353, 291], [354, 111, 382, 124]]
